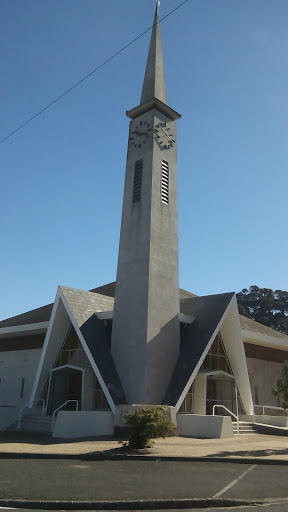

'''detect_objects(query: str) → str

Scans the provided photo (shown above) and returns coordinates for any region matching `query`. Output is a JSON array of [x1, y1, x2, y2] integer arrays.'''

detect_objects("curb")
[[0, 452, 288, 465], [0, 498, 270, 510]]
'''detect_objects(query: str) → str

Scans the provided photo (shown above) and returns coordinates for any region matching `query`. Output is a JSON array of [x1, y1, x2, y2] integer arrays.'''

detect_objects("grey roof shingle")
[[60, 287, 114, 328]]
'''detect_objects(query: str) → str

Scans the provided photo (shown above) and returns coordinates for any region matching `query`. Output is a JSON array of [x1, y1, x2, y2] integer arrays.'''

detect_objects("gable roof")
[[164, 292, 234, 406], [60, 287, 125, 405], [2, 282, 286, 346], [0, 282, 196, 328]]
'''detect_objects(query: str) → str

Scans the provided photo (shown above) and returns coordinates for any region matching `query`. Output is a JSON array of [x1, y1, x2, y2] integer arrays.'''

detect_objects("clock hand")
[[160, 125, 174, 143]]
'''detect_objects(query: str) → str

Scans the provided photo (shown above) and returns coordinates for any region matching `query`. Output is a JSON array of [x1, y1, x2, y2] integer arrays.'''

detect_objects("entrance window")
[[54, 327, 90, 368], [201, 333, 232, 374], [179, 382, 194, 413]]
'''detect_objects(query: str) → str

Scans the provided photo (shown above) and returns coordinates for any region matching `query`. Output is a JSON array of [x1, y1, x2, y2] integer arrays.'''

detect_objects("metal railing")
[[18, 399, 45, 430], [254, 405, 286, 416], [52, 400, 79, 430], [213, 404, 239, 435]]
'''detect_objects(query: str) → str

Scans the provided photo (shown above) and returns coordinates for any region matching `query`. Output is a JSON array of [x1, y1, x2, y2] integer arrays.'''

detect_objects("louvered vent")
[[133, 159, 143, 203], [161, 160, 169, 205]]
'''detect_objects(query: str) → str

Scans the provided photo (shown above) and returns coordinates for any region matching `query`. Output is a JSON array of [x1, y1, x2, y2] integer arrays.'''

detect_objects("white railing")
[[254, 405, 286, 416], [18, 399, 45, 430], [52, 400, 79, 430], [213, 404, 239, 435]]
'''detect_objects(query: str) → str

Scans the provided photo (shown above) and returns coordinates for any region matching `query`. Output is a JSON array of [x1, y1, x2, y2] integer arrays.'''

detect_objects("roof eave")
[[126, 97, 181, 121]]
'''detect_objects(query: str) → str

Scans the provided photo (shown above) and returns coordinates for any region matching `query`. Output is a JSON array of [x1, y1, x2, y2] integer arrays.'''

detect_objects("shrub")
[[123, 406, 176, 449]]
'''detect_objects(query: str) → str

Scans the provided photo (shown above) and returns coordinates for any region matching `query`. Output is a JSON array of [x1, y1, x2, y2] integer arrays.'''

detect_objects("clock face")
[[155, 121, 175, 149], [129, 120, 152, 149]]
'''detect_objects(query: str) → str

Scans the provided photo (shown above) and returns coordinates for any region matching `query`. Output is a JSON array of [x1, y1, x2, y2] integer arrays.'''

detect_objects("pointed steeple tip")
[[140, 1, 167, 105], [155, 0, 160, 17]]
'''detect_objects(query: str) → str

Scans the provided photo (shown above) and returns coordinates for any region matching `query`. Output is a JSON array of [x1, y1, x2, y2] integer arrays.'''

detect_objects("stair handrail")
[[18, 399, 45, 430], [52, 400, 79, 430], [254, 404, 286, 416], [213, 404, 239, 435]]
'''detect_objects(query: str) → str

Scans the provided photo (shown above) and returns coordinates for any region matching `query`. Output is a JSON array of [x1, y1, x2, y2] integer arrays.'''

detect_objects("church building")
[[1, 6, 288, 439]]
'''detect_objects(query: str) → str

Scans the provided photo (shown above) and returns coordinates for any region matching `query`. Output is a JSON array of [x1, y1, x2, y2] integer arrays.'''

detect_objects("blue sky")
[[1, 0, 288, 320]]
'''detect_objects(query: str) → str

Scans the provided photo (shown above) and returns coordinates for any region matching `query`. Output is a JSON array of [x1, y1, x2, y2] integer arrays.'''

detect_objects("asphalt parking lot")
[[0, 459, 288, 502]]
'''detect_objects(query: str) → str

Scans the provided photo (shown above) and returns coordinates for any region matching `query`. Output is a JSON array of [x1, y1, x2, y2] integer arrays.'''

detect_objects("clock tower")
[[111, 5, 181, 404]]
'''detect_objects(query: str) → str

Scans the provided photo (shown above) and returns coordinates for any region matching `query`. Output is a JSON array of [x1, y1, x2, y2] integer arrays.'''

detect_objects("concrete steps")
[[232, 421, 258, 435], [9, 415, 53, 433]]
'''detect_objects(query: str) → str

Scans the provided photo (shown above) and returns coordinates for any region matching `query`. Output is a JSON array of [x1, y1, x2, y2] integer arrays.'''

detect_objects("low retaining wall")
[[255, 423, 288, 436], [177, 414, 233, 438], [241, 415, 288, 427], [0, 406, 18, 431], [53, 411, 114, 438]]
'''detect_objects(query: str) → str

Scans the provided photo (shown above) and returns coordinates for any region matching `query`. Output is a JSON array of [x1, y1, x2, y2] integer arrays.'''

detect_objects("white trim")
[[0, 322, 49, 338], [29, 292, 61, 406], [175, 294, 235, 412], [242, 330, 288, 351], [200, 370, 234, 379], [96, 311, 114, 320], [50, 364, 82, 373]]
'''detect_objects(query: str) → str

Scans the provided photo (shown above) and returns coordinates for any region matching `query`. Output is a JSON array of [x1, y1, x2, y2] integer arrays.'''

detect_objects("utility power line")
[[0, 0, 190, 146]]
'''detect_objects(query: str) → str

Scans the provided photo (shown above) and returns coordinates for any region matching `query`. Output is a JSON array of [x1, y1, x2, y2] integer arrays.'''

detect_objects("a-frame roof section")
[[164, 292, 234, 406], [60, 287, 126, 406]]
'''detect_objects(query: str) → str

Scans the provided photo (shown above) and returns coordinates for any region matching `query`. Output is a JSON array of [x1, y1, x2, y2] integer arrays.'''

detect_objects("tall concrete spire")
[[140, 4, 167, 105], [111, 4, 181, 405]]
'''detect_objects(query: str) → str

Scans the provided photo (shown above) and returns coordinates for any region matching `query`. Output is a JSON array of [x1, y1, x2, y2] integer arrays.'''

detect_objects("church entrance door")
[[47, 366, 83, 416], [206, 373, 236, 416]]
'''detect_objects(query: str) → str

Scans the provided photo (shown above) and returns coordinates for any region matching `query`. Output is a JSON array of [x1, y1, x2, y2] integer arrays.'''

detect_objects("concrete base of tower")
[[114, 404, 177, 432]]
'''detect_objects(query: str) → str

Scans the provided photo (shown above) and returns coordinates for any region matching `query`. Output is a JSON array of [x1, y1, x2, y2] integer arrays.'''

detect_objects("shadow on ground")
[[0, 430, 120, 446], [206, 448, 288, 458]]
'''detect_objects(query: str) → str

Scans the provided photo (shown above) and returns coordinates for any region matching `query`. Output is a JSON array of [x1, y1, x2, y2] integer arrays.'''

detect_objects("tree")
[[123, 406, 176, 449], [237, 285, 288, 335], [272, 360, 288, 410]]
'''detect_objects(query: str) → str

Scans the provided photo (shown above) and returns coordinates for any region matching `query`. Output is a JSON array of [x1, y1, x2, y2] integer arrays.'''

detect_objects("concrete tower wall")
[[111, 108, 180, 404]]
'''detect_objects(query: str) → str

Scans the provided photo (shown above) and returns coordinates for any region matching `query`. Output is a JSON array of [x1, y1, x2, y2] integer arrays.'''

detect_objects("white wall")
[[53, 410, 114, 438], [0, 348, 42, 430], [0, 349, 42, 409], [177, 414, 233, 438], [246, 357, 282, 408]]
